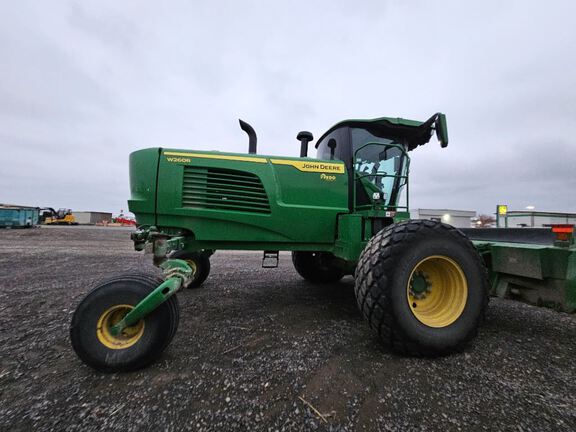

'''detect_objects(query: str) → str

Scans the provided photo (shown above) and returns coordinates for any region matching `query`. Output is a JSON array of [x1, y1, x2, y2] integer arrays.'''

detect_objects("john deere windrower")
[[71, 113, 492, 372]]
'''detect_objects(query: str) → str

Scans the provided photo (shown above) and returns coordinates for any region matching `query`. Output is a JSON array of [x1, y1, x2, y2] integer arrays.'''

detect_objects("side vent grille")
[[182, 166, 271, 214]]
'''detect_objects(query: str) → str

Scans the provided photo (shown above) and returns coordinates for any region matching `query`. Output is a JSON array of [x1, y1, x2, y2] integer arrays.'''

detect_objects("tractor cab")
[[314, 113, 448, 212]]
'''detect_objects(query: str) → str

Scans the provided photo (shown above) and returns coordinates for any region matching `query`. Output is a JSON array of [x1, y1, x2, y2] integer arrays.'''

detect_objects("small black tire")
[[354, 220, 488, 356], [70, 276, 179, 372], [292, 251, 345, 284], [170, 250, 211, 289]]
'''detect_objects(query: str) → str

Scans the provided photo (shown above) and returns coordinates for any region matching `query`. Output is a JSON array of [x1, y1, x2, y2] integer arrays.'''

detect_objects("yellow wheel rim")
[[185, 259, 198, 278], [96, 305, 144, 350], [407, 255, 468, 328]]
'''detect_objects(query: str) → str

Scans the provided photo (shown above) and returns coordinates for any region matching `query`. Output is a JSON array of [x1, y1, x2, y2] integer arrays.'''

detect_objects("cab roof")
[[315, 113, 447, 151]]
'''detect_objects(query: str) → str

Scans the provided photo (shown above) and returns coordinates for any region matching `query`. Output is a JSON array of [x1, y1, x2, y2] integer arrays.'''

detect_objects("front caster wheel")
[[170, 250, 211, 289], [70, 275, 180, 372]]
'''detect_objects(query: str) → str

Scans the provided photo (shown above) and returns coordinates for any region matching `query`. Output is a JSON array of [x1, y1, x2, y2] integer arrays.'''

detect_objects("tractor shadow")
[[245, 275, 361, 322]]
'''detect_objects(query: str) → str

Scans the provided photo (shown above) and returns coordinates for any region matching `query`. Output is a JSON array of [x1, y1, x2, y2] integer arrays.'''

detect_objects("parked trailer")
[[0, 206, 39, 228], [463, 226, 576, 312]]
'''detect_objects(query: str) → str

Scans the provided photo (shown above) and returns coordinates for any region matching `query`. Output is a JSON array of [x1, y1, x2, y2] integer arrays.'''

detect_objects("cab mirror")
[[435, 113, 449, 148]]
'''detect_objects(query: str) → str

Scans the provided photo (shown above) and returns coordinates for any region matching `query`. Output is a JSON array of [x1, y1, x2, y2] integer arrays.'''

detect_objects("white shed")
[[410, 209, 476, 228], [72, 211, 112, 225]]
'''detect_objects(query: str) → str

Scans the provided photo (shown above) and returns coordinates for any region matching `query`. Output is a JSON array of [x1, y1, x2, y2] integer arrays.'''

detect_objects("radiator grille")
[[182, 166, 270, 214]]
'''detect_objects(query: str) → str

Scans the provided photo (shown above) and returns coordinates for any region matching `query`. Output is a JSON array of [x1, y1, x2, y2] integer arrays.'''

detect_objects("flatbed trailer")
[[462, 226, 576, 312]]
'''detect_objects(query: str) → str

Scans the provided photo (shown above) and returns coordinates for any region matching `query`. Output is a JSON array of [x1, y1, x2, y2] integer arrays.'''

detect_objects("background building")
[[72, 211, 112, 225], [501, 211, 576, 228], [411, 208, 476, 228]]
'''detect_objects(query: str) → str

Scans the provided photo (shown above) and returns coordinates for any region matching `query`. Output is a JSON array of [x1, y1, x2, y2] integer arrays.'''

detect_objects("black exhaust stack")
[[297, 131, 313, 157], [239, 119, 257, 154]]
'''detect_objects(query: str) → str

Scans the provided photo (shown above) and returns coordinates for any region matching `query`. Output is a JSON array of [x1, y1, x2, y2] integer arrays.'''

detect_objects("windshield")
[[351, 127, 407, 205]]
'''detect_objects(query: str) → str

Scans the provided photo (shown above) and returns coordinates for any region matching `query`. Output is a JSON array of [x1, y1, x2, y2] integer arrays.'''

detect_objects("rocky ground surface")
[[0, 226, 575, 431]]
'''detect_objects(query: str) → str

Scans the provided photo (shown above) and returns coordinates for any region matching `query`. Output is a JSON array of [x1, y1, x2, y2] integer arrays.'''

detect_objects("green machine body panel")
[[154, 150, 349, 248], [128, 148, 160, 226]]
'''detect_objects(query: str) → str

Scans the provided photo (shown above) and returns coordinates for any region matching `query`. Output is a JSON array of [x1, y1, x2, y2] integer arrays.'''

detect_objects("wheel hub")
[[96, 305, 145, 350], [409, 272, 431, 299]]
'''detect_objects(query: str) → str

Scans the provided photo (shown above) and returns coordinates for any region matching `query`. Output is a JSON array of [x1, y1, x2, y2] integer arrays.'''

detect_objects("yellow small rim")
[[407, 255, 468, 328], [185, 259, 198, 278], [96, 304, 144, 349]]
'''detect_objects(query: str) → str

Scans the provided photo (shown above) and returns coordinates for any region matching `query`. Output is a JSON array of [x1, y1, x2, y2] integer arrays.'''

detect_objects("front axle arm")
[[109, 259, 193, 336]]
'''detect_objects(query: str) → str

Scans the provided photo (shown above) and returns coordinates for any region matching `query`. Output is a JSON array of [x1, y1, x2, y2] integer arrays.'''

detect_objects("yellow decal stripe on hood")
[[164, 152, 267, 163], [270, 159, 345, 174]]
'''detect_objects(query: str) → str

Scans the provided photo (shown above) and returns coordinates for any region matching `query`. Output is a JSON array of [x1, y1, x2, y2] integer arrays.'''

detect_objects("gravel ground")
[[1, 226, 575, 431]]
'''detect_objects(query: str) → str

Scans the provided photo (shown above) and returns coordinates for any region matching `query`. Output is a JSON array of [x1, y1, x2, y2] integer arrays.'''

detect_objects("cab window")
[[316, 130, 342, 161], [351, 127, 407, 206]]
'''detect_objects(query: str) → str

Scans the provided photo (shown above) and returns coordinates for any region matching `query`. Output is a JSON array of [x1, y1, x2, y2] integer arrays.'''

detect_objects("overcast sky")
[[1, 1, 575, 215]]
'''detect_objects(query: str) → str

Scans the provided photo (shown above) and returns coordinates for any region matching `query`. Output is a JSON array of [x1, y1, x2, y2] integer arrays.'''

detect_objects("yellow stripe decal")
[[269, 159, 345, 174], [163, 151, 345, 174], [164, 151, 267, 163]]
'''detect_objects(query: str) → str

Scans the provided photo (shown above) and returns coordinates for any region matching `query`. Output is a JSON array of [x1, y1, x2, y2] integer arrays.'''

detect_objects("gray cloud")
[[0, 0, 575, 215]]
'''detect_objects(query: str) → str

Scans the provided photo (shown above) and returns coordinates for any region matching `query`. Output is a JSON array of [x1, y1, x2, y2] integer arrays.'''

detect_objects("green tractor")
[[70, 113, 488, 372]]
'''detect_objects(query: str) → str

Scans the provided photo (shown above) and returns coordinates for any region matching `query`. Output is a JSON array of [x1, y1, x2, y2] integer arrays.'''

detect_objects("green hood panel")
[[129, 148, 349, 245]]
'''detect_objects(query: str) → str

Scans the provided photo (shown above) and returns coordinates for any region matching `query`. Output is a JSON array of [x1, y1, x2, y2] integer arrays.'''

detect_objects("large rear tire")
[[354, 220, 488, 356], [292, 251, 345, 284], [70, 275, 179, 372], [170, 250, 211, 289]]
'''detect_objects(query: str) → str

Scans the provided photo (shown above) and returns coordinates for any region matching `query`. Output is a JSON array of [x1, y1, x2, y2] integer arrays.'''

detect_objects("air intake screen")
[[182, 166, 270, 214]]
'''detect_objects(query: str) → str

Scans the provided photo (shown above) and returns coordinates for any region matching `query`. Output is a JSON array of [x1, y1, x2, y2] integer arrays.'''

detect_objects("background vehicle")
[[40, 208, 78, 225]]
